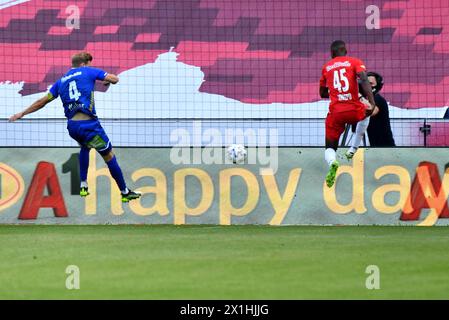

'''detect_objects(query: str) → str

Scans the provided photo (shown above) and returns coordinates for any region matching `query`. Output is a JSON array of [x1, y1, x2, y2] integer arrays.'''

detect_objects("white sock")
[[121, 187, 129, 194], [325, 148, 336, 167], [80, 181, 88, 189], [350, 116, 370, 151]]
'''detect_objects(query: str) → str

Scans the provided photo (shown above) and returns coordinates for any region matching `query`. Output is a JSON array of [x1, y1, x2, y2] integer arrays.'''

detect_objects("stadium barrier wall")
[[0, 148, 448, 226]]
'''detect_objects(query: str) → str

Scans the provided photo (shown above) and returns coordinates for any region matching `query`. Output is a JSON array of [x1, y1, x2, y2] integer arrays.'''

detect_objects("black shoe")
[[121, 190, 141, 202]]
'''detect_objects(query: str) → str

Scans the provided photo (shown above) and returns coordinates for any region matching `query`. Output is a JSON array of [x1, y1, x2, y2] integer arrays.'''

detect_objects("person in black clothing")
[[347, 71, 395, 156], [365, 72, 395, 146]]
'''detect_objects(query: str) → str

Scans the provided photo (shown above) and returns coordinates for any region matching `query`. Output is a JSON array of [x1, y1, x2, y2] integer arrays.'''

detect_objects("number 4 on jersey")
[[69, 81, 81, 100], [333, 68, 349, 93]]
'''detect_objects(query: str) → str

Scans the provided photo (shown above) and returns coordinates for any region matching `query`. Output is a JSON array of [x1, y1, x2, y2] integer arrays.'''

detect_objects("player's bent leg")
[[99, 149, 141, 203], [326, 160, 340, 188], [66, 121, 91, 197], [80, 131, 110, 197], [101, 149, 114, 162], [85, 124, 141, 202], [346, 116, 370, 161], [325, 139, 340, 188], [100, 149, 126, 191], [325, 139, 339, 160], [324, 115, 343, 188], [79, 147, 91, 197]]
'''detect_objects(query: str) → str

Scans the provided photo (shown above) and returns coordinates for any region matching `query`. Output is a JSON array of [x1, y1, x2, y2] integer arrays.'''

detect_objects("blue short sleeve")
[[89, 67, 108, 81]]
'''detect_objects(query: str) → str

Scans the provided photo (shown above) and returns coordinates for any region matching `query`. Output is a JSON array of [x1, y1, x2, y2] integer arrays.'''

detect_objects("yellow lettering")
[[372, 166, 411, 214], [173, 168, 214, 225], [0, 163, 25, 212], [129, 168, 169, 216], [323, 149, 366, 214], [220, 168, 259, 225], [418, 167, 449, 226], [85, 152, 123, 216], [262, 169, 301, 225]]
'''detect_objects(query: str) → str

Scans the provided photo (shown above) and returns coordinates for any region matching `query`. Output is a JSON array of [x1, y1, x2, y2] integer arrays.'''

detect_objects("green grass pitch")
[[0, 225, 448, 299]]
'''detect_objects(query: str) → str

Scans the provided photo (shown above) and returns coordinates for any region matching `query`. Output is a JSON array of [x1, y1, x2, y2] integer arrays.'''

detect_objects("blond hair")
[[71, 52, 93, 67]]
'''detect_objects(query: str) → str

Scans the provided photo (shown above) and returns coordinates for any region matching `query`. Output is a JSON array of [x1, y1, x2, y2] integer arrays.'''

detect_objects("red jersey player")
[[319, 40, 375, 187]]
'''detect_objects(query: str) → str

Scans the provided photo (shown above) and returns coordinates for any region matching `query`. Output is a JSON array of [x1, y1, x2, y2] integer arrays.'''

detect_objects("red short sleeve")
[[353, 58, 367, 74]]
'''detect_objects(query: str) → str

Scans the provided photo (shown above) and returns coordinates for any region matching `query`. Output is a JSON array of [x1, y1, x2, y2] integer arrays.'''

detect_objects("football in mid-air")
[[227, 144, 247, 163]]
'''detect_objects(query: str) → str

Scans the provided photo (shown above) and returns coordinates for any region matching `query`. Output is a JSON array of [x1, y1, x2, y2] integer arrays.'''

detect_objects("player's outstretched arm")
[[103, 74, 119, 85], [8, 94, 54, 122]]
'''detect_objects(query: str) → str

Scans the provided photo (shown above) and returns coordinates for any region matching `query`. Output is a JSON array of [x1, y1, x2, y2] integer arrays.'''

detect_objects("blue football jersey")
[[49, 67, 108, 119]]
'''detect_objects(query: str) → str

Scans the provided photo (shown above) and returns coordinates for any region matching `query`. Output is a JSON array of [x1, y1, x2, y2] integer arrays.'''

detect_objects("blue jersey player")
[[9, 52, 141, 202]]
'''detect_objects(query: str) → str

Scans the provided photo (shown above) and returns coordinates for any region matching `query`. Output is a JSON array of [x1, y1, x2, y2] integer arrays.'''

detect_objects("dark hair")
[[367, 71, 384, 94], [72, 52, 93, 67], [330, 40, 347, 56]]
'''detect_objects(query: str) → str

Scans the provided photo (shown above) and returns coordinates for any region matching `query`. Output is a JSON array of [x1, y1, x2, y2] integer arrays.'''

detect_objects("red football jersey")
[[320, 56, 367, 113]]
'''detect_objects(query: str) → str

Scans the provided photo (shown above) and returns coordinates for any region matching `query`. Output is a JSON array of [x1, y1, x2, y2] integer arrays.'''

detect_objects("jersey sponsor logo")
[[337, 93, 353, 101], [67, 102, 85, 111], [61, 71, 82, 83], [326, 61, 351, 72]]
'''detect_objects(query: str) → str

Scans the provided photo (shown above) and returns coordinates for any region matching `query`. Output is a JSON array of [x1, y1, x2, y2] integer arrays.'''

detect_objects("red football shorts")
[[325, 108, 366, 142]]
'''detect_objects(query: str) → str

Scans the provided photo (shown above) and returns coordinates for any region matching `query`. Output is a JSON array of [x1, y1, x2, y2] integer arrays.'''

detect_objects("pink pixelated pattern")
[[0, 0, 448, 108]]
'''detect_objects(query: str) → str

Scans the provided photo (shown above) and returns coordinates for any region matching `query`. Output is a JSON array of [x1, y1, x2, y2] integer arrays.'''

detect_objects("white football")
[[227, 144, 247, 163]]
